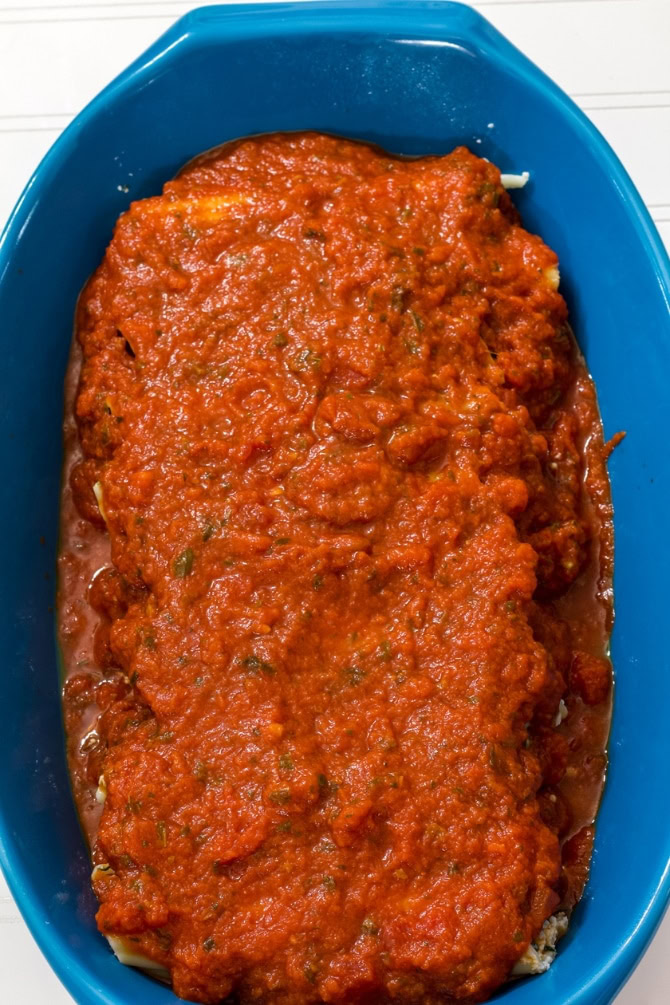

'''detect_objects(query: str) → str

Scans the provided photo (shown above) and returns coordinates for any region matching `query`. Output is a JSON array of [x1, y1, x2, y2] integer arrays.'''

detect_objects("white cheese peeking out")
[[554, 699, 568, 727], [95, 774, 107, 804], [93, 481, 108, 525], [106, 935, 171, 977], [91, 863, 114, 883], [500, 171, 530, 189], [512, 913, 569, 976], [544, 264, 560, 290]]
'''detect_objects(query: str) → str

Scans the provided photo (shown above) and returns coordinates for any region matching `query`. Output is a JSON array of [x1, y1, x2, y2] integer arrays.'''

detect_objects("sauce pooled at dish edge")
[[58, 133, 614, 1004]]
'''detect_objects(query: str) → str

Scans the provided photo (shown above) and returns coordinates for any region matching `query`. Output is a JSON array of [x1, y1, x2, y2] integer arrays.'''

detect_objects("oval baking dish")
[[0, 4, 669, 1005]]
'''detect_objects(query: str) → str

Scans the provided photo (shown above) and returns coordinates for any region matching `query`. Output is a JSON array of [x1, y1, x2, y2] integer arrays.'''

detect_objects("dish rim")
[[1, 4, 669, 1005]]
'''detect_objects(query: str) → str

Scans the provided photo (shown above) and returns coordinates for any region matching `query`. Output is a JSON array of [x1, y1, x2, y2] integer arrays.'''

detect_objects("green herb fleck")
[[269, 788, 291, 805], [173, 547, 194, 578], [290, 347, 322, 372], [343, 664, 366, 687], [391, 285, 408, 313], [410, 310, 424, 333], [477, 182, 500, 208], [155, 929, 172, 951], [488, 745, 503, 773], [241, 654, 276, 676], [304, 963, 318, 984]]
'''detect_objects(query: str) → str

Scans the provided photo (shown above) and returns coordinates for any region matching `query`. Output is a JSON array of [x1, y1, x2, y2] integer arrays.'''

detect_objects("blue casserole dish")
[[0, 3, 669, 1003]]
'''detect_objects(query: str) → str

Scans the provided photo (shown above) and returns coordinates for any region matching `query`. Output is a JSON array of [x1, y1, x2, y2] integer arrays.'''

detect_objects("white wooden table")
[[1, 0, 668, 1002]]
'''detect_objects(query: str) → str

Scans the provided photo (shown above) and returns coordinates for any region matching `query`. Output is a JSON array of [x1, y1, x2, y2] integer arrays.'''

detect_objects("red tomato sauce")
[[58, 133, 614, 1004]]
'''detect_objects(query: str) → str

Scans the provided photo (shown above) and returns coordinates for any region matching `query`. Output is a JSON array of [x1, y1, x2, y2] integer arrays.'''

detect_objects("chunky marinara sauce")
[[59, 133, 614, 1005]]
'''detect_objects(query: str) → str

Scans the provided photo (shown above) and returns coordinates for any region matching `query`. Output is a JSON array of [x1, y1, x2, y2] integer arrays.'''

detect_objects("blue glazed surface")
[[0, 3, 668, 1004]]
